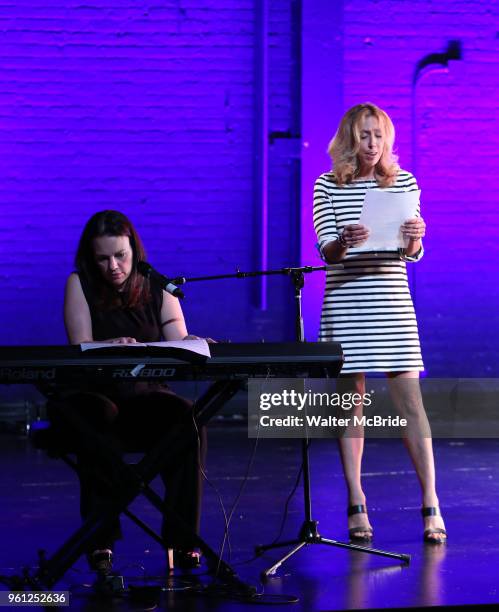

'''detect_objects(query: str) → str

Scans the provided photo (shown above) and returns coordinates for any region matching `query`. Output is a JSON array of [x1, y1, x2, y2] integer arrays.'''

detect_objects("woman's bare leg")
[[337, 373, 373, 538], [386, 371, 446, 542]]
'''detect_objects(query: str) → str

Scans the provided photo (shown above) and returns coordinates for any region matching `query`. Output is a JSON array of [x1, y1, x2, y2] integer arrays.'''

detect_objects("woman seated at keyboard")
[[51, 209, 205, 576]]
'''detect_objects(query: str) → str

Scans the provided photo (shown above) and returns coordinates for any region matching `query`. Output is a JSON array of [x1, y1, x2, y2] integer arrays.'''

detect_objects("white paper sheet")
[[80, 338, 211, 358], [357, 189, 421, 251]]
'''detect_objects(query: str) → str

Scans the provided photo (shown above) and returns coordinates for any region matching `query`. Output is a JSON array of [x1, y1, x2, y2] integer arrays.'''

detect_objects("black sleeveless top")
[[79, 274, 163, 343], [76, 275, 167, 398]]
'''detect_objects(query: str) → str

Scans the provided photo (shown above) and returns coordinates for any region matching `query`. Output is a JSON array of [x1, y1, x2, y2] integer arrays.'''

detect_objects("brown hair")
[[75, 210, 150, 309], [328, 103, 399, 187]]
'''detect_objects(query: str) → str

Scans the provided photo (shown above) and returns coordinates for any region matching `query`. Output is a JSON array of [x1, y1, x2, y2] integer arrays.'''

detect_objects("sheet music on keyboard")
[[80, 338, 211, 359]]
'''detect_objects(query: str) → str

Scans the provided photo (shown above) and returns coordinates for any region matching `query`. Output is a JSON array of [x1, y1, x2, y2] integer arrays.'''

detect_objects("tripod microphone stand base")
[[256, 519, 410, 578], [254, 268, 410, 578]]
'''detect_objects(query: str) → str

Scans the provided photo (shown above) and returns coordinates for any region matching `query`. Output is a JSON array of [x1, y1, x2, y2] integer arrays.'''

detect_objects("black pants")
[[48, 386, 205, 551]]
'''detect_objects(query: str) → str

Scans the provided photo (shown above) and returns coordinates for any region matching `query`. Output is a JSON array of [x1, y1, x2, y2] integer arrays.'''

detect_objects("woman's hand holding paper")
[[401, 217, 426, 240]]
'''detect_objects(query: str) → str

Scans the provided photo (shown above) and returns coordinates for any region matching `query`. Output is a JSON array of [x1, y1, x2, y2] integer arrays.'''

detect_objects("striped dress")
[[313, 170, 424, 373]]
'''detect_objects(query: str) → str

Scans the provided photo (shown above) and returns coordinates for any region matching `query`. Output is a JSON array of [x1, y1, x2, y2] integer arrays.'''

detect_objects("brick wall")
[[302, 0, 499, 376], [0, 0, 304, 347], [1, 0, 497, 377], [0, 0, 260, 344]]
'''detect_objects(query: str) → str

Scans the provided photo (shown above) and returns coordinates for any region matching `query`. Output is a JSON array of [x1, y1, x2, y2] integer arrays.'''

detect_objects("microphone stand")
[[172, 264, 335, 287], [175, 264, 410, 577]]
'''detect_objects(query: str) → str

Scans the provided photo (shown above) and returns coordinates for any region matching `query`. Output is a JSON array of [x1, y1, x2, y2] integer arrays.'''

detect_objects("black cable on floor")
[[233, 439, 308, 567]]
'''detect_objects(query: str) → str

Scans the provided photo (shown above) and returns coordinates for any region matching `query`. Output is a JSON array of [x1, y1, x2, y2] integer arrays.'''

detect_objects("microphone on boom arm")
[[137, 261, 185, 299]]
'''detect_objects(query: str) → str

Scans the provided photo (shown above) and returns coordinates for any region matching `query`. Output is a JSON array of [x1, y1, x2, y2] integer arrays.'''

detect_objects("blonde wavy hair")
[[328, 103, 399, 187]]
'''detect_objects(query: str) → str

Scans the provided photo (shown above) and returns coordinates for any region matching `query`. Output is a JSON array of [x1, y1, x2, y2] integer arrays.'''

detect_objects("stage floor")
[[0, 426, 498, 611]]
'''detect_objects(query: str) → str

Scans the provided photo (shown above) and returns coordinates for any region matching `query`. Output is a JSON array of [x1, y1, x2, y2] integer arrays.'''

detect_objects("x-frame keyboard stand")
[[15, 379, 257, 598]]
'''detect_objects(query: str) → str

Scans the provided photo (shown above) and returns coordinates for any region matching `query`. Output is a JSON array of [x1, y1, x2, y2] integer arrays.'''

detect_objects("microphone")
[[137, 261, 185, 299]]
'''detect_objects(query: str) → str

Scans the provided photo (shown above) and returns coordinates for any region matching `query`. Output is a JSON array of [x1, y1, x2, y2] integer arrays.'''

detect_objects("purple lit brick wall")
[[0, 0, 303, 347], [302, 0, 499, 376], [1, 1, 497, 377], [0, 1, 259, 344]]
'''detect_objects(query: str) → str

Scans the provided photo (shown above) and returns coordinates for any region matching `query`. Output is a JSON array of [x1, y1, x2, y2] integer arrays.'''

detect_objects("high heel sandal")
[[422, 507, 447, 544], [347, 504, 373, 543]]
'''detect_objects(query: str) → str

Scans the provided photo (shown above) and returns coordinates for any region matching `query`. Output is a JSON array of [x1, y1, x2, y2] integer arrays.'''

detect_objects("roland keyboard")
[[0, 342, 343, 384]]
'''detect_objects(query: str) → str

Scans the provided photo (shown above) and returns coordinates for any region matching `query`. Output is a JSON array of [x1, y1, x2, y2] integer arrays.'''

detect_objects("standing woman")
[[53, 210, 205, 575], [313, 103, 447, 544]]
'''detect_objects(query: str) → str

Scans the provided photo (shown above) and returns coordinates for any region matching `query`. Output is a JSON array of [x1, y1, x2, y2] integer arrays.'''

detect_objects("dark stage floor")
[[0, 426, 498, 611]]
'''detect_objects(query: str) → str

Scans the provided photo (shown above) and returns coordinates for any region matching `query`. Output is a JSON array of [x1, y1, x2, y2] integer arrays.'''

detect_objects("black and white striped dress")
[[313, 170, 424, 374]]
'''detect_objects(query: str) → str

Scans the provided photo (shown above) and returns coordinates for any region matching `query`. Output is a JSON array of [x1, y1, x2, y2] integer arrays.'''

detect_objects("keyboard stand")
[[16, 380, 257, 599]]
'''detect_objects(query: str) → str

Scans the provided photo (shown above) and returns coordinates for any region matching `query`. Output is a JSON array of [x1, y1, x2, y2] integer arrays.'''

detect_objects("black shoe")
[[172, 550, 201, 569], [167, 548, 201, 571], [88, 549, 113, 576]]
